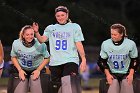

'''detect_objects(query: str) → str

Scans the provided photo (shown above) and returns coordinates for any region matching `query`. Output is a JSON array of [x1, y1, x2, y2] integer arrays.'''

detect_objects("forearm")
[[75, 42, 86, 62], [129, 69, 134, 76], [37, 58, 49, 71], [35, 32, 47, 43], [0, 42, 4, 64], [11, 57, 22, 71], [104, 69, 111, 76]]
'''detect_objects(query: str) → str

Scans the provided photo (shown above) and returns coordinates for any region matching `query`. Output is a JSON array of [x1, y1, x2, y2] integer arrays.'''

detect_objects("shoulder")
[[124, 38, 136, 45], [69, 23, 81, 28], [12, 39, 21, 44], [44, 24, 58, 31], [46, 24, 59, 29], [102, 39, 112, 45], [34, 38, 47, 47]]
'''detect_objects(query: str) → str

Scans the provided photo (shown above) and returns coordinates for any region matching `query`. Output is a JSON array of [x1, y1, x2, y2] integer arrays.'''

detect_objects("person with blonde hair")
[[0, 40, 4, 77], [32, 5, 87, 93], [7, 25, 50, 93], [98, 23, 139, 93]]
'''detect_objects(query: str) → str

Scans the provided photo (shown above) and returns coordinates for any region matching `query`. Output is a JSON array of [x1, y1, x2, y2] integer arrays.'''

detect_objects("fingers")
[[31, 70, 40, 80], [33, 22, 38, 26]]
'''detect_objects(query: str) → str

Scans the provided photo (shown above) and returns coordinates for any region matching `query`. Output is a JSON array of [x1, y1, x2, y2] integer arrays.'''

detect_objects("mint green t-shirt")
[[11, 38, 50, 71], [43, 23, 84, 66], [100, 38, 138, 74]]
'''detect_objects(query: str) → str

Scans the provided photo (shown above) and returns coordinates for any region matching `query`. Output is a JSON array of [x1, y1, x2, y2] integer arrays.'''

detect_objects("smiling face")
[[55, 11, 68, 24], [22, 28, 34, 43], [111, 29, 123, 42]]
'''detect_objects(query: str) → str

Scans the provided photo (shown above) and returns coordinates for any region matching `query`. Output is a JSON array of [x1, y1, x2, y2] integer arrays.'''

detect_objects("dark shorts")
[[49, 62, 78, 82], [9, 64, 46, 78]]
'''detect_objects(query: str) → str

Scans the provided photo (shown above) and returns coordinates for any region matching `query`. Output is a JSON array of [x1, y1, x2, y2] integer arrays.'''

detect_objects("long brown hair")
[[110, 23, 127, 37]]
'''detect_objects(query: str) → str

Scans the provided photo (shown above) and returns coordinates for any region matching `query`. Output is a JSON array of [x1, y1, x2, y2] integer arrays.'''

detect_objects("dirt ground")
[[0, 86, 99, 93]]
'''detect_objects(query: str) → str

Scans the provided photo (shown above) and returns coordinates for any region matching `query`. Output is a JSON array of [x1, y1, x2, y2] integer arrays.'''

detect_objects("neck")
[[112, 38, 124, 46], [22, 39, 35, 48]]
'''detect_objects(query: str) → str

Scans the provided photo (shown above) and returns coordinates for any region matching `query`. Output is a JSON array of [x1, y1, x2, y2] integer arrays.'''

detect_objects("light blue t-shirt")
[[11, 38, 50, 71], [43, 22, 84, 66], [100, 38, 138, 74]]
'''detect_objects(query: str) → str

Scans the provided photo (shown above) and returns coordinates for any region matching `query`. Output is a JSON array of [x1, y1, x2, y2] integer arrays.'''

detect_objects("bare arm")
[[75, 41, 87, 72], [126, 69, 134, 85], [11, 57, 27, 80], [36, 58, 50, 71], [104, 69, 114, 85], [0, 41, 4, 64], [32, 22, 48, 43], [11, 57, 22, 71], [32, 58, 50, 80]]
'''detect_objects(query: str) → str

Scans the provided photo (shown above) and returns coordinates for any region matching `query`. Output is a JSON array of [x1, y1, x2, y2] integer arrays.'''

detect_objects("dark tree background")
[[0, 0, 140, 46]]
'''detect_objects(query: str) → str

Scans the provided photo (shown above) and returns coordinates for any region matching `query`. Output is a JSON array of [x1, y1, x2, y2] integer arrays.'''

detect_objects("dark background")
[[0, 0, 140, 46], [1, 0, 140, 78]]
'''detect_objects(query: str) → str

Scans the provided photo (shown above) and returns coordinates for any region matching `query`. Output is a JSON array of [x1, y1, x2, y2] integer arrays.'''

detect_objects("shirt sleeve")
[[100, 42, 108, 59], [42, 43, 50, 58], [129, 41, 138, 58], [74, 24, 84, 42], [10, 41, 17, 57]]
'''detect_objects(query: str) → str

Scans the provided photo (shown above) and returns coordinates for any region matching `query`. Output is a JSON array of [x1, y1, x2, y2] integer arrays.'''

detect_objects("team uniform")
[[98, 38, 138, 93], [8, 38, 50, 93], [11, 38, 49, 71], [44, 22, 84, 66], [44, 22, 84, 93]]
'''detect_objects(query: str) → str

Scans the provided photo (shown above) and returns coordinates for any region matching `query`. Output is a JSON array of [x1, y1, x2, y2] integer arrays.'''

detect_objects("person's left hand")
[[32, 22, 39, 33], [80, 59, 87, 72], [126, 74, 133, 85], [32, 69, 40, 80]]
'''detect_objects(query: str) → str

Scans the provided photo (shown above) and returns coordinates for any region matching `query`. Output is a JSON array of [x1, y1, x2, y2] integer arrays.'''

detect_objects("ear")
[[66, 13, 69, 19], [121, 33, 123, 37]]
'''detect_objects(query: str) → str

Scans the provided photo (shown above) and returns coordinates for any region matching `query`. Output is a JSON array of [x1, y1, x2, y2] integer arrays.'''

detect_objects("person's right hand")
[[32, 22, 39, 33], [18, 69, 27, 81], [106, 73, 114, 85]]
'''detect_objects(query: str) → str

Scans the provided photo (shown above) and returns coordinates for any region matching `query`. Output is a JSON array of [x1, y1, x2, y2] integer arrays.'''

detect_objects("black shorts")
[[9, 64, 46, 78], [49, 62, 78, 82]]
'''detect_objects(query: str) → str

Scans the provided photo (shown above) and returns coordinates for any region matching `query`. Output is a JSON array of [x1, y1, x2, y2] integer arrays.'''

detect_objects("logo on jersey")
[[52, 32, 71, 39]]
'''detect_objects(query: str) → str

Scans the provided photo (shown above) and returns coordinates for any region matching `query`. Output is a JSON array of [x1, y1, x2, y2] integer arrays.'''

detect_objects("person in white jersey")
[[7, 25, 50, 93], [0, 40, 4, 77], [32, 6, 87, 93], [97, 23, 139, 93]]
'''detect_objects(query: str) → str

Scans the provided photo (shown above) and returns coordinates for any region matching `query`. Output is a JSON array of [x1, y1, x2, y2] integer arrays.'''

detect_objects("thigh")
[[108, 79, 120, 93], [30, 75, 43, 93], [120, 79, 134, 93], [63, 62, 78, 76], [7, 73, 28, 93]]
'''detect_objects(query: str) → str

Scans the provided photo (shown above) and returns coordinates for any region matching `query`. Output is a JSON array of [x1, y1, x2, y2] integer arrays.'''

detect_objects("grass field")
[[0, 77, 100, 93]]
